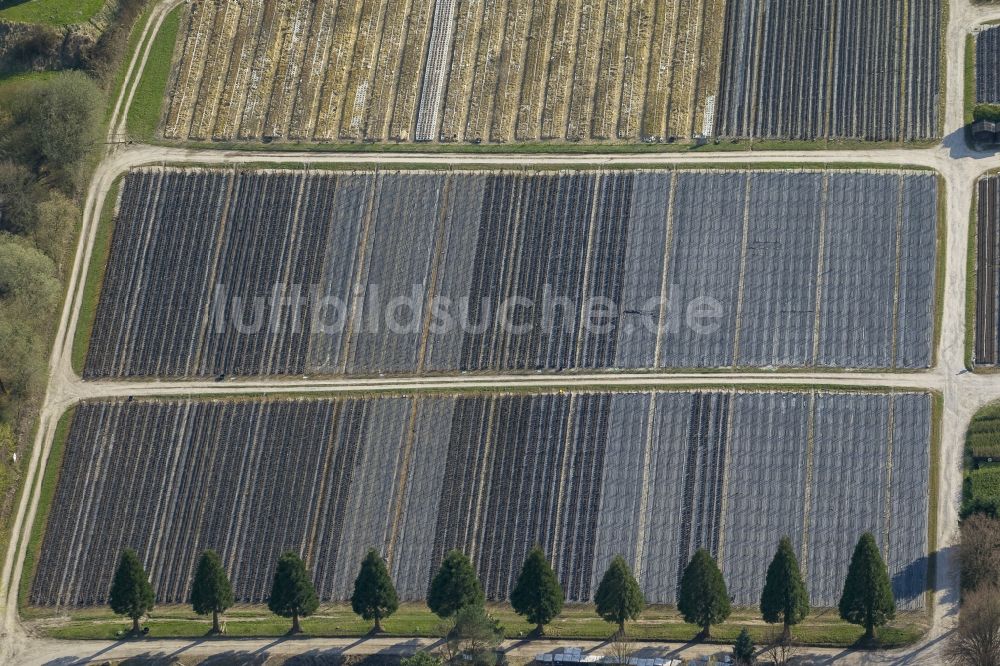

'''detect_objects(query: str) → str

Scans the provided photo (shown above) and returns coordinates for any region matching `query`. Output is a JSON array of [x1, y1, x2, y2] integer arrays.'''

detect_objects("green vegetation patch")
[[971, 467, 1000, 498], [974, 103, 1000, 122], [124, 3, 180, 141], [0, 0, 106, 26], [963, 402, 1000, 517]]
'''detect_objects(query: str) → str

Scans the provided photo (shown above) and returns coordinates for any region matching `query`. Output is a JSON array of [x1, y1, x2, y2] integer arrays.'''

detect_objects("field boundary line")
[[416, 176, 454, 372], [632, 392, 657, 579], [385, 399, 421, 563], [192, 168, 237, 374], [468, 398, 499, 563], [730, 172, 754, 366], [266, 172, 311, 374], [811, 172, 830, 365], [303, 403, 341, 566], [891, 173, 907, 368], [715, 393, 735, 566], [800, 390, 816, 577], [551, 393, 575, 576], [339, 174, 382, 374], [653, 174, 678, 367], [573, 174, 604, 366], [883, 395, 897, 555]]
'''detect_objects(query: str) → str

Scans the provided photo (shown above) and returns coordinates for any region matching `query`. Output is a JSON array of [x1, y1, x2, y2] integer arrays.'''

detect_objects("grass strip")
[[70, 175, 122, 375], [124, 3, 182, 141], [29, 602, 927, 648], [0, 0, 106, 26], [16, 406, 74, 609]]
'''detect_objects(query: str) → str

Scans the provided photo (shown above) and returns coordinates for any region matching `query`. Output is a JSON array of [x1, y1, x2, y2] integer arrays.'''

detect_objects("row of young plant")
[[106, 531, 898, 647]]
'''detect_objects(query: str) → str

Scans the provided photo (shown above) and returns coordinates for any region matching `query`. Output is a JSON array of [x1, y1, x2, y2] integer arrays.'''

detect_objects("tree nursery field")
[[716, 0, 941, 141], [82, 168, 940, 379], [29, 389, 931, 614], [156, 0, 942, 143]]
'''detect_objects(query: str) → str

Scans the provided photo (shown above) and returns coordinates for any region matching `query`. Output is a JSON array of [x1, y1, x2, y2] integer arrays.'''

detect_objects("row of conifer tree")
[[106, 531, 896, 641]]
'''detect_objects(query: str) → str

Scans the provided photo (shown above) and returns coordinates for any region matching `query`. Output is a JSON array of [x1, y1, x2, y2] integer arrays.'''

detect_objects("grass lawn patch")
[[26, 603, 927, 648], [0, 0, 105, 25], [124, 2, 180, 141]]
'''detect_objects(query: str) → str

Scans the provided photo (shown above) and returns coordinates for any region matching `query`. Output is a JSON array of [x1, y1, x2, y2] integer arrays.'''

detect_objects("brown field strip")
[[161, 0, 719, 144]]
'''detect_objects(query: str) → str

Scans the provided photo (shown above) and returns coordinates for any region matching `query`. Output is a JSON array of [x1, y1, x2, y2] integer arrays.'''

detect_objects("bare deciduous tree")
[[959, 514, 1000, 593], [607, 629, 634, 665], [945, 586, 1000, 666], [758, 627, 799, 666]]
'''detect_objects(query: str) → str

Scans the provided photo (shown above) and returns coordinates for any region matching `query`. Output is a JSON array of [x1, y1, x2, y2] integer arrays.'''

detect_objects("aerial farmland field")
[[30, 389, 931, 612], [81, 167, 940, 379], [156, 0, 942, 144]]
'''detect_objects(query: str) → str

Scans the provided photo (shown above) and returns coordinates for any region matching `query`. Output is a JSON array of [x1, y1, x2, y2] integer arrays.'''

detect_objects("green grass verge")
[[26, 603, 927, 648], [0, 0, 105, 25], [124, 3, 181, 141], [16, 406, 74, 609], [104, 0, 158, 126], [968, 178, 979, 370], [70, 175, 121, 375]]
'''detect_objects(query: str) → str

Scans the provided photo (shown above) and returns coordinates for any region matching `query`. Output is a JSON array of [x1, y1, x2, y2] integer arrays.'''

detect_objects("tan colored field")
[[161, 0, 723, 143]]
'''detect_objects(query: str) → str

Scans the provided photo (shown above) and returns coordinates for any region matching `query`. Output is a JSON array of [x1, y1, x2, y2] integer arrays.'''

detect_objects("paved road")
[[3, 0, 1000, 663]]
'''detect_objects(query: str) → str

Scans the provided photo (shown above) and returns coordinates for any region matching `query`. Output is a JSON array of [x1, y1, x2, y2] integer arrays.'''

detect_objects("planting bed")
[[31, 389, 931, 609], [977, 26, 1000, 104], [83, 168, 939, 378], [975, 175, 1000, 366], [715, 0, 942, 141], [157, 0, 940, 144], [160, 0, 724, 143]]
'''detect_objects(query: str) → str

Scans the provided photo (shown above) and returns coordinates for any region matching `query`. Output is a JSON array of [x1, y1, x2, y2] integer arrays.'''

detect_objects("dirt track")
[[4, 0, 1000, 663]]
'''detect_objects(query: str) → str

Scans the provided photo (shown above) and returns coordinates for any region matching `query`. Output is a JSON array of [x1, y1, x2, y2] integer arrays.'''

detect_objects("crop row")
[[160, 0, 724, 143], [977, 27, 1000, 105], [715, 0, 941, 141], [975, 176, 1000, 366], [85, 168, 939, 379], [32, 389, 931, 609]]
